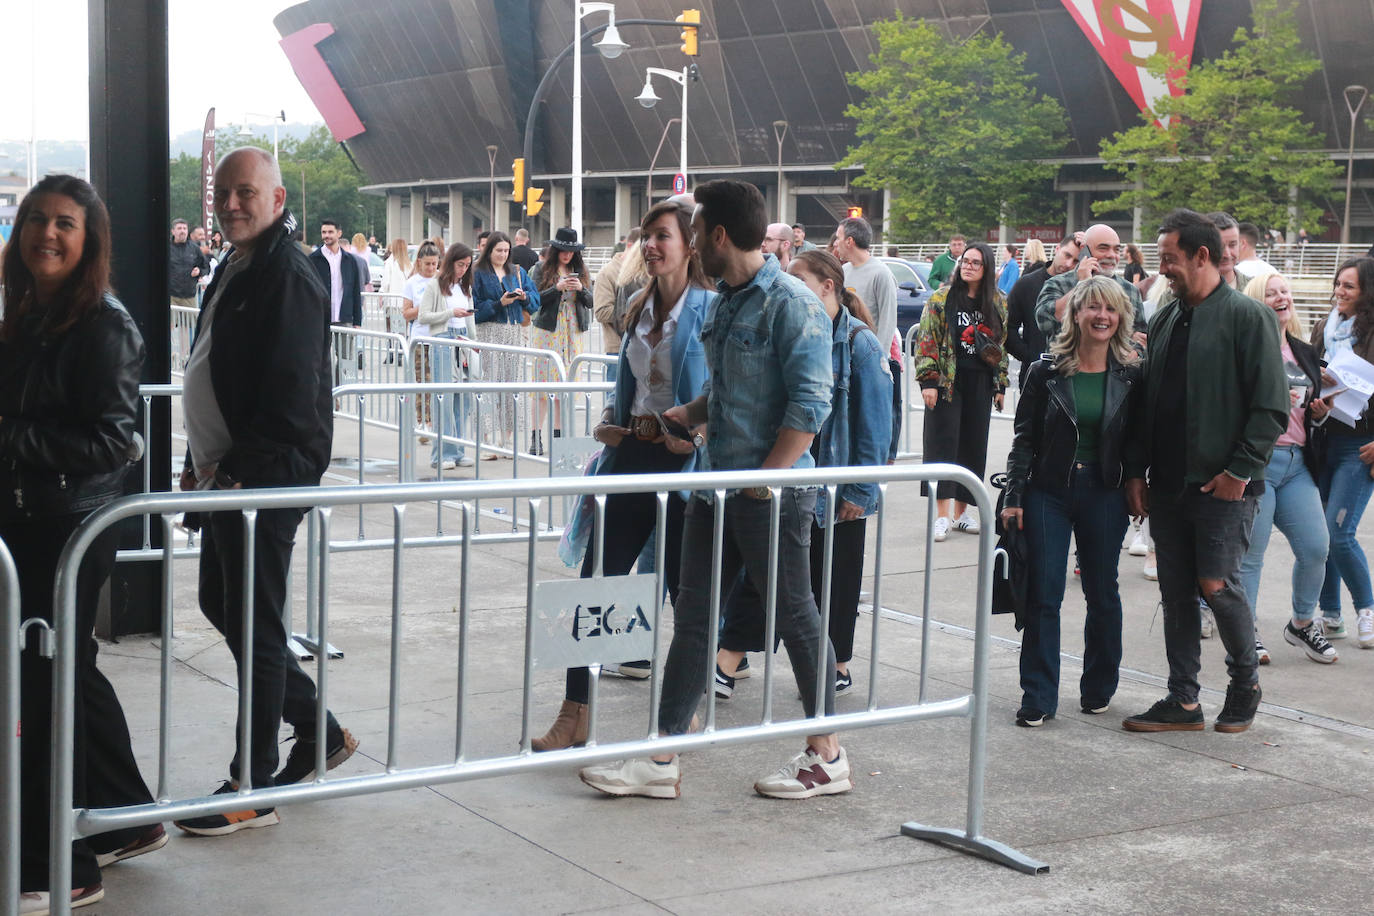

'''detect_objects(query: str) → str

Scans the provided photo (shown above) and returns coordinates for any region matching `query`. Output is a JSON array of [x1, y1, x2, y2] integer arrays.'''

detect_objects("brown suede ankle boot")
[[532, 700, 589, 752]]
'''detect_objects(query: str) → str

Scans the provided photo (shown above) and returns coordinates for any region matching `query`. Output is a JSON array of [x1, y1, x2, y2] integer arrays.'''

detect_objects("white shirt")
[[403, 273, 433, 338], [627, 288, 686, 416], [321, 245, 344, 321], [442, 287, 471, 332], [1236, 256, 1272, 277]]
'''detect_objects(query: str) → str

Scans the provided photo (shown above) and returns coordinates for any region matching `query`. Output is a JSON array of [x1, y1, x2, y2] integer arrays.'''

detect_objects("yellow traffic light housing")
[[512, 158, 526, 203], [526, 187, 545, 216], [846, 206, 863, 219], [678, 9, 700, 56]]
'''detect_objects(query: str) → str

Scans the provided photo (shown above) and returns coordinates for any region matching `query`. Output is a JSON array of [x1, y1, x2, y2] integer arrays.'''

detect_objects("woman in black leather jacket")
[[1000, 275, 1145, 728], [0, 176, 161, 910]]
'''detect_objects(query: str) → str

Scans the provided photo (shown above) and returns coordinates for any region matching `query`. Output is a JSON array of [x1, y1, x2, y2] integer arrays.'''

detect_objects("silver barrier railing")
[[170, 305, 198, 377], [33, 464, 1041, 910], [1, 539, 19, 911], [328, 326, 412, 429], [568, 352, 617, 385], [361, 292, 408, 337]]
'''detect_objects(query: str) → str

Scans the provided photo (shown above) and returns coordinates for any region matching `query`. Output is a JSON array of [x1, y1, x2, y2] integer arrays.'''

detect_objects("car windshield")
[[369, 252, 384, 266], [884, 260, 917, 286]]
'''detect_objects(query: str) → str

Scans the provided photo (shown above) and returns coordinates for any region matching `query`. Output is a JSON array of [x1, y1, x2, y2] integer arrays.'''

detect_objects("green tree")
[[167, 125, 386, 244], [1094, 0, 1339, 233], [838, 16, 1069, 241]]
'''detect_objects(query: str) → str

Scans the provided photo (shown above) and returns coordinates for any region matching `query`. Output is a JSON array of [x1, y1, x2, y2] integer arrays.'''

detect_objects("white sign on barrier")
[[547, 436, 600, 477], [531, 575, 657, 669]]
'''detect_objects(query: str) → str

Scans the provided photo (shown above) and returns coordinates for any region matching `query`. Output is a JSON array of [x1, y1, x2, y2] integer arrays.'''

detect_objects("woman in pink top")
[[1237, 272, 1337, 664]]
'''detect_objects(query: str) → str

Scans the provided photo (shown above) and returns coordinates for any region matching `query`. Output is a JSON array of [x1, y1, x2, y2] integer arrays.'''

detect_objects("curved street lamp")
[[238, 109, 286, 160], [634, 66, 690, 185], [1343, 84, 1368, 246], [572, 3, 628, 239], [772, 120, 789, 224]]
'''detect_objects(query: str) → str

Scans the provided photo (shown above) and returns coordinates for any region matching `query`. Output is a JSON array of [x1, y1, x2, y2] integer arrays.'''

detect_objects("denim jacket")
[[813, 310, 893, 525], [598, 285, 713, 478], [698, 255, 833, 472], [472, 267, 538, 325]]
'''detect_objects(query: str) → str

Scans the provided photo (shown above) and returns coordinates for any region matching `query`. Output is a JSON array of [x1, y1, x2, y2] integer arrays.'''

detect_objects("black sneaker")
[[274, 726, 359, 785], [1080, 699, 1110, 715], [174, 781, 279, 837], [1015, 707, 1052, 727], [1284, 619, 1338, 664], [1214, 682, 1262, 733], [713, 665, 735, 699], [617, 659, 652, 679], [1122, 698, 1204, 732], [835, 669, 853, 695]]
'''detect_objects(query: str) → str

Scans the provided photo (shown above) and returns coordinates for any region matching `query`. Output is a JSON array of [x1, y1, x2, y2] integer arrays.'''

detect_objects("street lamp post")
[[239, 109, 287, 160], [572, 2, 628, 240], [772, 120, 788, 224], [635, 66, 691, 186], [486, 144, 499, 231], [1343, 85, 1368, 246]]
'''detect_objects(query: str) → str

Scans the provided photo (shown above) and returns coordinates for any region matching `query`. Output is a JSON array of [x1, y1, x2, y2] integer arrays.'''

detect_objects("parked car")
[[879, 256, 933, 349], [368, 251, 385, 290]]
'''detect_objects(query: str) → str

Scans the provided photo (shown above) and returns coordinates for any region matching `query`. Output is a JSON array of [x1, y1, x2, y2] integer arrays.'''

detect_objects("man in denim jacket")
[[580, 179, 851, 801]]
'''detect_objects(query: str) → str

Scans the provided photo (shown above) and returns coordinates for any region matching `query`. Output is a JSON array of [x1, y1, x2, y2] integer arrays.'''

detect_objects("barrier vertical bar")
[[586, 495, 607, 746], [705, 491, 726, 731], [156, 515, 176, 800], [757, 490, 777, 726], [814, 485, 837, 715], [239, 510, 258, 791], [49, 534, 80, 912], [868, 485, 887, 710], [919, 492, 936, 703], [1, 539, 19, 913], [518, 498, 542, 751], [356, 409, 366, 540], [647, 492, 668, 738], [455, 502, 472, 762], [313, 508, 332, 782], [387, 505, 406, 771]]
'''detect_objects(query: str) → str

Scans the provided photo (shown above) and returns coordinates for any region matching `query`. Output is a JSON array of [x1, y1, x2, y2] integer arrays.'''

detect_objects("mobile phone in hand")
[[654, 410, 691, 440]]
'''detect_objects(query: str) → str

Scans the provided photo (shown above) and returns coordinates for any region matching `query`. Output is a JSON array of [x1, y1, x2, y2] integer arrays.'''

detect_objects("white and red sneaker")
[[753, 746, 852, 799]]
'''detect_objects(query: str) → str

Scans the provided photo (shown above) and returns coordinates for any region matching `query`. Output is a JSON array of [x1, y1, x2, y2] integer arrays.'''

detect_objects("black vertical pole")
[[89, 0, 171, 636]]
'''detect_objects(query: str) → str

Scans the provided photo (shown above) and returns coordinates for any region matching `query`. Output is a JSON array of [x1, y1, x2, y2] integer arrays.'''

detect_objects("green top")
[[1072, 370, 1106, 462]]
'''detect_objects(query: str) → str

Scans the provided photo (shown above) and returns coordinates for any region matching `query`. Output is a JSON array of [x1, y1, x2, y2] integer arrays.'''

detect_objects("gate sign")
[[1059, 0, 1201, 126], [672, 173, 686, 195], [530, 575, 658, 670]]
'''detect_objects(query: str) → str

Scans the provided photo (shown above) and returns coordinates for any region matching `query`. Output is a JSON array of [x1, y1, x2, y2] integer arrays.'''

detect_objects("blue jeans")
[[1019, 464, 1128, 716], [658, 489, 835, 735], [1318, 433, 1374, 614], [1239, 445, 1328, 623], [429, 329, 469, 466]]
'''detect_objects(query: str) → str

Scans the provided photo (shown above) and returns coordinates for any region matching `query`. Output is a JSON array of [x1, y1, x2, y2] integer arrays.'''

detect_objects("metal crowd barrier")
[[21, 462, 1041, 911], [328, 326, 413, 428], [361, 292, 408, 337], [897, 325, 1019, 461], [169, 305, 198, 377], [1, 539, 19, 911]]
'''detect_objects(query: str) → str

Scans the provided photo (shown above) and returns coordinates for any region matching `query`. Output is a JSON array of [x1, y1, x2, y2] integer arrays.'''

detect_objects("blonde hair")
[[388, 238, 411, 276], [1050, 275, 1139, 374], [1022, 238, 1046, 267], [1244, 271, 1303, 338], [351, 232, 368, 250], [618, 240, 648, 287]]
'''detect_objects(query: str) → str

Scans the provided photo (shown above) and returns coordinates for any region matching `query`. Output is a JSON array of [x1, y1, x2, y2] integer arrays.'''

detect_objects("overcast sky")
[[3, 0, 324, 144]]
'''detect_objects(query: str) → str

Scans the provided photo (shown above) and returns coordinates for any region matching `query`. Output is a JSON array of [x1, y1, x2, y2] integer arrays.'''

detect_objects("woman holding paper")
[[1236, 272, 1335, 664], [1309, 257, 1374, 648]]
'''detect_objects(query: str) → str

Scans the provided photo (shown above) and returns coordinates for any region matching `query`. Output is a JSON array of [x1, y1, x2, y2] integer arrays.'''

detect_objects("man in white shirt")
[[1235, 221, 1272, 277]]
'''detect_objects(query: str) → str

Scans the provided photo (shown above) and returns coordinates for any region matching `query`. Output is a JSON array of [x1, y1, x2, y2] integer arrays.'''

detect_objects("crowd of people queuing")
[[6, 149, 1374, 911]]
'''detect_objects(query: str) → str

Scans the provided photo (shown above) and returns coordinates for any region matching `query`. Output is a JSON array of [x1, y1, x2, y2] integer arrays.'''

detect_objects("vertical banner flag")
[[1059, 1, 1201, 126], [201, 108, 216, 234]]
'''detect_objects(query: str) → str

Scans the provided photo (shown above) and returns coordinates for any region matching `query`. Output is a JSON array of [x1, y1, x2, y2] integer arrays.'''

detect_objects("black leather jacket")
[[1004, 354, 1145, 509], [0, 293, 146, 519]]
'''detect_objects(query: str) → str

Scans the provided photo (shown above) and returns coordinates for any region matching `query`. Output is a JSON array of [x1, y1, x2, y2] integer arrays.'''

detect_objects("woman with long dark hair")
[[1001, 276, 1143, 726], [471, 231, 539, 453], [529, 228, 593, 454], [1, 175, 162, 911], [1309, 257, 1374, 646], [417, 242, 476, 470], [914, 241, 1008, 540], [532, 200, 713, 751]]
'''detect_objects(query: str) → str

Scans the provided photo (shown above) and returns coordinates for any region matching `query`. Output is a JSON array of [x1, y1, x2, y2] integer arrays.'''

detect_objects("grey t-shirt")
[[843, 256, 898, 356], [183, 252, 251, 480]]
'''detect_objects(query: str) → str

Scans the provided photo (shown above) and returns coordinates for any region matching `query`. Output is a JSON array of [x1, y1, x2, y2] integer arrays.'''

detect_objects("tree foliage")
[[838, 16, 1069, 241], [168, 125, 386, 242], [1094, 0, 1339, 232]]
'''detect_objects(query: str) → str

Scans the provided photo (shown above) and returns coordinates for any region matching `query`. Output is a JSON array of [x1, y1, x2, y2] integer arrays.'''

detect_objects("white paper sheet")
[[1320, 349, 1374, 427]]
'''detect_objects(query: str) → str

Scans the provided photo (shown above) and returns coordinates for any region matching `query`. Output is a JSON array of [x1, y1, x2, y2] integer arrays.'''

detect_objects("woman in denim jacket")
[[713, 250, 893, 698], [1000, 276, 1144, 727], [532, 199, 712, 751], [471, 231, 539, 453]]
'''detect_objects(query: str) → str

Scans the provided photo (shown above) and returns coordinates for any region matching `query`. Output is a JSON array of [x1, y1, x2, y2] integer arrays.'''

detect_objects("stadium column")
[[614, 181, 633, 242], [410, 188, 426, 241], [450, 187, 468, 239], [386, 194, 403, 245], [88, 0, 170, 636]]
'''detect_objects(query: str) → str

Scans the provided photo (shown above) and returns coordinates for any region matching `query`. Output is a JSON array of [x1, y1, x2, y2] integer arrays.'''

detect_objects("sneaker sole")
[[755, 776, 853, 799], [1214, 719, 1255, 734], [1015, 716, 1048, 727], [1080, 704, 1110, 715], [1122, 719, 1204, 733], [287, 728, 361, 784], [1284, 629, 1338, 664], [616, 663, 652, 680], [175, 809, 280, 837], [94, 828, 169, 867], [578, 774, 680, 799]]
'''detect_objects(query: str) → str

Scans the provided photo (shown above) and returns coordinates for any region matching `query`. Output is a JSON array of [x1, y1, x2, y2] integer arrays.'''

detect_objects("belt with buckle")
[[630, 414, 661, 441]]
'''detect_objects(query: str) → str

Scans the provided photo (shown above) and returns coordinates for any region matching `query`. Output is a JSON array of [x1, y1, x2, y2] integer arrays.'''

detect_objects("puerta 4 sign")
[[530, 575, 658, 670]]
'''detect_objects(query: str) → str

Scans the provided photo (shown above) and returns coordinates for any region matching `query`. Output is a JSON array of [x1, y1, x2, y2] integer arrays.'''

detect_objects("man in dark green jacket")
[[1123, 208, 1288, 736], [927, 234, 966, 287]]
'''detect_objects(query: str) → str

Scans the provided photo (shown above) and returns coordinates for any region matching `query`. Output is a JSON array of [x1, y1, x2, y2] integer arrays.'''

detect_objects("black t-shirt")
[[949, 292, 992, 373], [1124, 262, 1147, 284], [1150, 306, 1190, 493], [510, 244, 539, 271]]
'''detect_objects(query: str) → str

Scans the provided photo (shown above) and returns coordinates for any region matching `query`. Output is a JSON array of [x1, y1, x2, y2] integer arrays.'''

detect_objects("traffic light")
[[678, 9, 700, 56], [846, 206, 863, 218], [526, 187, 545, 217], [512, 158, 525, 203]]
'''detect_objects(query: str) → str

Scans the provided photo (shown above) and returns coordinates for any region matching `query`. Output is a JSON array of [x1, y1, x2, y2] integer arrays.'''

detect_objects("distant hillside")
[[169, 121, 321, 158]]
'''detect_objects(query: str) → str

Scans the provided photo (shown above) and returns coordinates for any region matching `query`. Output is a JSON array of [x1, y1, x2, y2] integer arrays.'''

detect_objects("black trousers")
[[198, 508, 337, 788], [565, 438, 687, 702], [10, 515, 153, 892], [921, 368, 994, 502]]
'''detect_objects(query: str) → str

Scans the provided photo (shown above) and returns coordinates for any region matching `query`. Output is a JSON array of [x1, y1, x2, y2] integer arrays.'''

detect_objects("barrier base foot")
[[289, 633, 344, 661], [900, 822, 1048, 875]]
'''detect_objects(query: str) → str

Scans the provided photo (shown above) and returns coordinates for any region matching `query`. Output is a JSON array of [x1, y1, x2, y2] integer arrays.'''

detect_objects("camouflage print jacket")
[[913, 287, 1009, 401]]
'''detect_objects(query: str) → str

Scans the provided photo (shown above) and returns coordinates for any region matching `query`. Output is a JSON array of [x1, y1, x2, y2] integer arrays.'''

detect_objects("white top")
[[418, 276, 473, 335], [627, 288, 686, 416], [320, 245, 344, 320], [1236, 256, 1272, 277], [402, 272, 433, 338], [381, 256, 408, 295], [183, 252, 251, 481]]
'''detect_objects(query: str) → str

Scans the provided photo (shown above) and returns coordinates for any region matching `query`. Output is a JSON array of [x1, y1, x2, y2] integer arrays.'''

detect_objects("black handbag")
[[973, 324, 1003, 367]]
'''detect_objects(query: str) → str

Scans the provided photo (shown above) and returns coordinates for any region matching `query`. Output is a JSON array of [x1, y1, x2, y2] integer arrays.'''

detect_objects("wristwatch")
[[739, 485, 771, 500], [692, 431, 705, 449]]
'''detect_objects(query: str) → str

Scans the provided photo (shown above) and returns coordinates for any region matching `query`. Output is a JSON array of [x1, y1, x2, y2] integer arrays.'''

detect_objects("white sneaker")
[[953, 509, 980, 534], [1357, 608, 1374, 649], [1128, 530, 1149, 557], [932, 517, 951, 542], [579, 756, 681, 798], [754, 746, 852, 799], [456, 455, 475, 467]]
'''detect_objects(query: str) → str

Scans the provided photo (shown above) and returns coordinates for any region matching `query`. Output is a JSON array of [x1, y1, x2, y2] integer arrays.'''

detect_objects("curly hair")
[[1049, 275, 1139, 375]]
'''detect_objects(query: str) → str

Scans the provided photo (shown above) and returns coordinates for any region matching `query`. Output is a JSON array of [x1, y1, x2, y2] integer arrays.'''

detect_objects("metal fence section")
[[170, 305, 198, 377], [1, 539, 19, 912], [361, 292, 409, 338], [328, 326, 413, 428], [27, 464, 1042, 910]]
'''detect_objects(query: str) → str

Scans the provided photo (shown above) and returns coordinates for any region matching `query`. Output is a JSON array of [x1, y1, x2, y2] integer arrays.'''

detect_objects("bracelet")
[[1222, 469, 1250, 484]]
